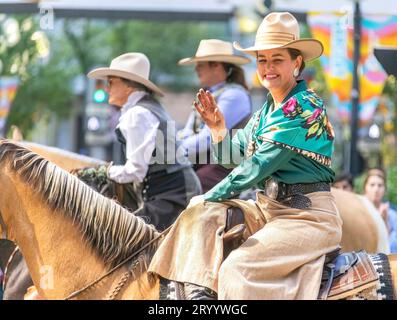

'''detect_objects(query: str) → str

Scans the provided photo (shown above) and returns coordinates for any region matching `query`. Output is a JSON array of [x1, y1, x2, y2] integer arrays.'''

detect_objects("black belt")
[[264, 179, 331, 209]]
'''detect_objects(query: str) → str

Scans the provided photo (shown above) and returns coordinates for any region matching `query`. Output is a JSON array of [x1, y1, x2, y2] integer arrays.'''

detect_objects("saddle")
[[318, 250, 379, 300], [222, 206, 381, 300], [223, 207, 245, 258]]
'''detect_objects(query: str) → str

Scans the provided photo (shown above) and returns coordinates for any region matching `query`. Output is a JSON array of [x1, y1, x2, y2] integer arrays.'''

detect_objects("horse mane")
[[0, 139, 160, 269], [19, 141, 106, 166]]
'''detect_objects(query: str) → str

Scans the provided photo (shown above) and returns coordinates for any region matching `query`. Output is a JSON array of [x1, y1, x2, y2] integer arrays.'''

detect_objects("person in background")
[[177, 39, 252, 193], [333, 172, 353, 192], [87, 52, 202, 230], [363, 168, 397, 253]]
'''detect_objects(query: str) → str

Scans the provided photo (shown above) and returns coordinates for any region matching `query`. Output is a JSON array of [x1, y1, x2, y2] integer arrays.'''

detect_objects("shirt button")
[[144, 178, 148, 182], [143, 189, 147, 194], [143, 197, 148, 201], [218, 198, 222, 201], [230, 191, 235, 195]]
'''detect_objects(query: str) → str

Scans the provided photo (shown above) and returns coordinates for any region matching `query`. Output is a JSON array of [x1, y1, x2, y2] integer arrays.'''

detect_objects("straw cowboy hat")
[[233, 12, 323, 62], [178, 39, 251, 66], [88, 52, 165, 96]]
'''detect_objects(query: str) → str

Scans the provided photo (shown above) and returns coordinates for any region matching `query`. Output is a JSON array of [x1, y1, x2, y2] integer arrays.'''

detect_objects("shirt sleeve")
[[181, 88, 251, 161], [211, 113, 255, 169], [203, 141, 295, 202], [107, 106, 159, 184]]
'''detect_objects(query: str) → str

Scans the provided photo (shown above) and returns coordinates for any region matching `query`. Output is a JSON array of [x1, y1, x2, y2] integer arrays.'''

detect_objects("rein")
[[2, 245, 19, 292], [64, 225, 171, 300], [0, 210, 6, 240]]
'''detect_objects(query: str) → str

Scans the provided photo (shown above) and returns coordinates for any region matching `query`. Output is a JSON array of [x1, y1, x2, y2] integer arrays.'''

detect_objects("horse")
[[0, 139, 161, 299], [0, 140, 107, 299], [0, 139, 396, 299]]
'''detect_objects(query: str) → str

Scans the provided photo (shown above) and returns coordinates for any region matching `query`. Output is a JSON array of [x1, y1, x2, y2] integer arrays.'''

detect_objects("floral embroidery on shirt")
[[281, 90, 335, 142], [282, 97, 303, 119], [300, 108, 335, 141]]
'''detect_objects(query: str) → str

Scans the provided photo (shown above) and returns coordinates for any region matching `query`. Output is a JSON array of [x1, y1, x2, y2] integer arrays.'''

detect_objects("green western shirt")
[[204, 81, 335, 202]]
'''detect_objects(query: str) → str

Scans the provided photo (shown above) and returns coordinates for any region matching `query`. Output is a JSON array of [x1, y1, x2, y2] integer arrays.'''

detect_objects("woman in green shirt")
[[149, 12, 343, 300]]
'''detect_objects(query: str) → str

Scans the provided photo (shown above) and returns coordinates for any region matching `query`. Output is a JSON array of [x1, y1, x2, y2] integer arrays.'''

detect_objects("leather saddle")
[[223, 207, 246, 258], [318, 249, 379, 300], [223, 206, 380, 300]]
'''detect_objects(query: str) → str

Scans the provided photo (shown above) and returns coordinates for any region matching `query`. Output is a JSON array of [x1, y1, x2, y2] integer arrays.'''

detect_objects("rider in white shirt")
[[88, 52, 202, 230]]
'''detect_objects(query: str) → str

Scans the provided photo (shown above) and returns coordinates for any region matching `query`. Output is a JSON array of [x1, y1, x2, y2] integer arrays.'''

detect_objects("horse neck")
[[0, 169, 111, 299]]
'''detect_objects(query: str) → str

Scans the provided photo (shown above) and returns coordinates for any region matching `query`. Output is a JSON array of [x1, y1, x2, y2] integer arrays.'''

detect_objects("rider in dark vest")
[[177, 39, 252, 193], [87, 52, 202, 230]]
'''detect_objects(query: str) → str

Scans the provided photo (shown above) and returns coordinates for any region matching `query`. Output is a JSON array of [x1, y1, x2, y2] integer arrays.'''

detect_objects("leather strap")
[[276, 182, 331, 201], [0, 210, 7, 239]]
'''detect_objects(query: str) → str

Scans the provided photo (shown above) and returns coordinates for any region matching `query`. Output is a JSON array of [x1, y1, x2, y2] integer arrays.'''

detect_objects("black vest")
[[115, 95, 190, 176]]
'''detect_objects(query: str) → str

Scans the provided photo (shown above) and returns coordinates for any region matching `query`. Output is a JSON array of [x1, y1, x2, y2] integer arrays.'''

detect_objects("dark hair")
[[120, 78, 153, 95], [286, 48, 305, 76], [208, 61, 249, 90], [335, 173, 353, 185]]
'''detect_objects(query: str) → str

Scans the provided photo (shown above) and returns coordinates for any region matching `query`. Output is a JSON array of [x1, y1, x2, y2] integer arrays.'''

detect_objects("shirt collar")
[[283, 80, 307, 102], [266, 80, 308, 110], [121, 91, 147, 115], [208, 81, 226, 93]]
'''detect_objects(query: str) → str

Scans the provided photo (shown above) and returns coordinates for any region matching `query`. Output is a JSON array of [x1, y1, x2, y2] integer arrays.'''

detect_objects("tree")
[[107, 20, 227, 90], [5, 17, 229, 136]]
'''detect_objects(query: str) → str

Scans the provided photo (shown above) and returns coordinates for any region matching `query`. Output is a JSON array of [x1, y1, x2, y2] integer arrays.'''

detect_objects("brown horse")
[[0, 140, 108, 299], [0, 139, 161, 299], [0, 139, 395, 299]]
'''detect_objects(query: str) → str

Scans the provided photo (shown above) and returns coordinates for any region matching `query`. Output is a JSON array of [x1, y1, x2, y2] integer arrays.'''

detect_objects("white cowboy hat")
[[87, 52, 165, 96], [178, 39, 251, 66], [233, 12, 323, 62]]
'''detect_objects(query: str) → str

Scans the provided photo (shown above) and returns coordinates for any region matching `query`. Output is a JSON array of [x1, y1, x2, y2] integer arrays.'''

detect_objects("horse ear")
[[10, 125, 24, 141]]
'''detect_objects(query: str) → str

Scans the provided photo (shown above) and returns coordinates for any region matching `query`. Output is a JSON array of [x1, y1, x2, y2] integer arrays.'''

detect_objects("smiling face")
[[256, 48, 302, 101]]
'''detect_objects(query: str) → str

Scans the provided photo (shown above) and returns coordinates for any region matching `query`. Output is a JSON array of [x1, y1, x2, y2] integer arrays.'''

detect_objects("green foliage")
[[380, 76, 397, 168], [3, 17, 228, 135], [61, 19, 114, 74], [386, 166, 397, 204], [353, 173, 365, 195], [107, 20, 227, 90], [6, 52, 75, 135], [0, 15, 39, 78]]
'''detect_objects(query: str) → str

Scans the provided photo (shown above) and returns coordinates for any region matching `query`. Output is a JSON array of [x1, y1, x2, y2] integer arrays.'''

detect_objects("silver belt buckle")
[[265, 178, 278, 199]]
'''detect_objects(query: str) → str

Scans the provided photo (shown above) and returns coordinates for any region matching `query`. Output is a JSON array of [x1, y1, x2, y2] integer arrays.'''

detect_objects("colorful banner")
[[307, 13, 397, 126], [0, 76, 19, 135]]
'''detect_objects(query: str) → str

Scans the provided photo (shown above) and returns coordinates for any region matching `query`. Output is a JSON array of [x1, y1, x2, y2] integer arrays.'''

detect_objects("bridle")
[[0, 208, 19, 293], [0, 209, 6, 240], [2, 245, 19, 293], [0, 201, 170, 300]]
